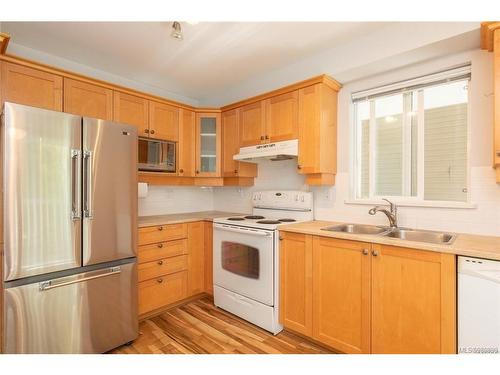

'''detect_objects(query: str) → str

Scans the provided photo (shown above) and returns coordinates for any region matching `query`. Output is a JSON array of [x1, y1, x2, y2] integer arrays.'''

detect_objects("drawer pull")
[[157, 243, 163, 248], [158, 226, 164, 231], [157, 260, 164, 266], [156, 278, 163, 284], [372, 250, 379, 257], [362, 249, 369, 255]]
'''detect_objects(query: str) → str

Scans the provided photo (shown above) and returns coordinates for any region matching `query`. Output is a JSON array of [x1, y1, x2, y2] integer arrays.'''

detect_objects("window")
[[352, 66, 470, 203]]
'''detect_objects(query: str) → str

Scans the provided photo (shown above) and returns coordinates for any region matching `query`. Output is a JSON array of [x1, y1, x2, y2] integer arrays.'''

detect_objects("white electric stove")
[[213, 190, 314, 334]]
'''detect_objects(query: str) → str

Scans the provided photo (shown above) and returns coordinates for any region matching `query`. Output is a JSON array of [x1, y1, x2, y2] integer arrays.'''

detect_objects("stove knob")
[[295, 195, 299, 201], [301, 196, 305, 202]]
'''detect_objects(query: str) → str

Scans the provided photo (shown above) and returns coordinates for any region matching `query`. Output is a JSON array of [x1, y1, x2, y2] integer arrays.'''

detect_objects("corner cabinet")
[[279, 232, 457, 354], [195, 112, 221, 177]]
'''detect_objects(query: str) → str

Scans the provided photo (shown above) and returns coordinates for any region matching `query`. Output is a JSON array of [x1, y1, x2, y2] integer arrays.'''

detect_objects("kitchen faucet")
[[368, 198, 398, 228]]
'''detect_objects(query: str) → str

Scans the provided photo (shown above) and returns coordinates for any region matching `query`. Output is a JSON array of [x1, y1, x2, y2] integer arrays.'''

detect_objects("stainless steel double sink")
[[321, 223, 456, 245]]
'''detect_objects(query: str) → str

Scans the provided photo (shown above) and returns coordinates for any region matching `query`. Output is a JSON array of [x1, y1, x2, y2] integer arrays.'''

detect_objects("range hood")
[[233, 139, 298, 163]]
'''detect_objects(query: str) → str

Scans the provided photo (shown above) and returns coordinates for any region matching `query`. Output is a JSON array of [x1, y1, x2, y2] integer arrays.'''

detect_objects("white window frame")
[[348, 66, 474, 209]]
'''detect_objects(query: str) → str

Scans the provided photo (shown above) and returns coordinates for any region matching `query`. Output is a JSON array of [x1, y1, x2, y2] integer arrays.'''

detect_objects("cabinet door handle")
[[144, 128, 149, 134], [372, 250, 379, 257], [150, 129, 155, 135], [297, 164, 302, 170], [196, 170, 200, 174], [260, 135, 265, 140], [362, 249, 369, 255], [156, 278, 163, 284], [279, 236, 283, 241], [265, 135, 269, 140], [158, 226, 164, 231], [157, 243, 163, 248], [157, 260, 163, 266], [179, 168, 184, 173], [234, 169, 238, 174]]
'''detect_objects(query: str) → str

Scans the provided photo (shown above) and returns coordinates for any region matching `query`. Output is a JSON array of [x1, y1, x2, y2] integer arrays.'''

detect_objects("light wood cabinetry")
[[312, 237, 371, 354], [63, 78, 113, 120], [137, 220, 209, 317], [195, 112, 221, 177], [178, 109, 196, 177], [280, 234, 456, 354], [149, 101, 179, 141], [187, 221, 205, 296], [113, 91, 149, 134], [222, 109, 258, 178], [239, 101, 266, 146], [265, 91, 299, 142], [298, 83, 338, 185], [371, 244, 456, 354], [0, 61, 62, 110], [279, 232, 313, 336], [204, 221, 214, 295]]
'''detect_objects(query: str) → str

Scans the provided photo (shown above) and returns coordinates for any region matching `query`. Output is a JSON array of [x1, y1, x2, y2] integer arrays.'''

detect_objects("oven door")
[[213, 223, 275, 306]]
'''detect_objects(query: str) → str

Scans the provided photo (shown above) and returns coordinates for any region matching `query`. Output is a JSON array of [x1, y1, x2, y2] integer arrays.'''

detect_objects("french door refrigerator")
[[1, 102, 138, 353]]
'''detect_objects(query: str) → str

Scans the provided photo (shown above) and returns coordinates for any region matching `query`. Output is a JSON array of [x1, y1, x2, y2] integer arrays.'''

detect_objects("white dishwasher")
[[458, 256, 500, 354]]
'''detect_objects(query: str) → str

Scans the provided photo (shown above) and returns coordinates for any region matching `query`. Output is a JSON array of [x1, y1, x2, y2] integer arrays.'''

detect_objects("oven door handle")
[[214, 224, 272, 237]]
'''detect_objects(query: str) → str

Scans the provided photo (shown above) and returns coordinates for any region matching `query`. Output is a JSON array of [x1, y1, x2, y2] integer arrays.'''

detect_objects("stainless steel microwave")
[[138, 137, 176, 172]]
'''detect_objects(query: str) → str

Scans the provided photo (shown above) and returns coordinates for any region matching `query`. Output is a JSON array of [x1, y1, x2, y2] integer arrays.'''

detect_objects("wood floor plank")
[[110, 296, 332, 354]]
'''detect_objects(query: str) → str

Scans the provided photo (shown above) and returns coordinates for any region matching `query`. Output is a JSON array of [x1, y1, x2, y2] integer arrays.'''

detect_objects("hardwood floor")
[[111, 296, 333, 354]]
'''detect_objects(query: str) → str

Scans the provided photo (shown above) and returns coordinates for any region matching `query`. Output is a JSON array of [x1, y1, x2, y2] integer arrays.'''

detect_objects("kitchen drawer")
[[138, 223, 187, 245], [138, 271, 187, 315], [138, 255, 188, 282], [138, 239, 187, 263]]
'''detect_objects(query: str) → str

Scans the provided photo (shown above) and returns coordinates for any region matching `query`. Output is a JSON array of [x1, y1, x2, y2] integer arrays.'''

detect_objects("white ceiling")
[[2, 22, 391, 104]]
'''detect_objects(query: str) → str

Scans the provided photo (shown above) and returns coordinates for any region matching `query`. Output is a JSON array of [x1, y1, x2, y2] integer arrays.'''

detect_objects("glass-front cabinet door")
[[195, 112, 221, 177]]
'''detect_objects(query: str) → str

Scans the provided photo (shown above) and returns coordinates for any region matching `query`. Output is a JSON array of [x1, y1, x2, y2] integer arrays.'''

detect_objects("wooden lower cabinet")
[[204, 221, 214, 295], [279, 233, 457, 354], [138, 271, 188, 315], [137, 220, 209, 317], [187, 221, 205, 296], [312, 237, 371, 354], [279, 232, 313, 336], [371, 244, 456, 354]]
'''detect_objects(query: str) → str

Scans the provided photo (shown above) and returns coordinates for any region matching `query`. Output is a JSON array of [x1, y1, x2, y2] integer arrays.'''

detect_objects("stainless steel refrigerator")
[[1, 102, 138, 353]]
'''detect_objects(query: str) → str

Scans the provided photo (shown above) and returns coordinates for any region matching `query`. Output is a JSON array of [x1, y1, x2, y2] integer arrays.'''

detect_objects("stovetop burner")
[[278, 218, 296, 222], [256, 220, 282, 224], [227, 217, 245, 221], [244, 215, 265, 220]]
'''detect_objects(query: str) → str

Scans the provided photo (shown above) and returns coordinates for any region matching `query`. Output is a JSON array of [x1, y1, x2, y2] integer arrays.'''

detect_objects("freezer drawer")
[[3, 262, 138, 354]]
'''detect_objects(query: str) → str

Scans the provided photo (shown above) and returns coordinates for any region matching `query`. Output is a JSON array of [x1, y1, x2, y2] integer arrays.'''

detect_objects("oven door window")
[[221, 241, 259, 279]]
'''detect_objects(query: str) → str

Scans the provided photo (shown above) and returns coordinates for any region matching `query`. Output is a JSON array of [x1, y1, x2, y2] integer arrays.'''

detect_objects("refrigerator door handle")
[[38, 266, 121, 291], [71, 149, 81, 220], [83, 150, 93, 219]]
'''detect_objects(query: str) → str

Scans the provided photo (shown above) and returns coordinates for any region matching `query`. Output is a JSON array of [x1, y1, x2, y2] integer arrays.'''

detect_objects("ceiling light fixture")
[[171, 21, 183, 40]]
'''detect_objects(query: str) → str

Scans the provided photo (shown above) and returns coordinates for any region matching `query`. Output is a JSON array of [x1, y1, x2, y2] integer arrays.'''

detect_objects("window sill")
[[344, 199, 477, 209]]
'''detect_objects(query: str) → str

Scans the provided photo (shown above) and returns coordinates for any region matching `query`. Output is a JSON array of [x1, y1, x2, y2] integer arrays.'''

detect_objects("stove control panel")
[[252, 190, 313, 211]]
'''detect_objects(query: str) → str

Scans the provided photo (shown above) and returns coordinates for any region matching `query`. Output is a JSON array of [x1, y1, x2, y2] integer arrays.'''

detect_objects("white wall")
[[212, 159, 308, 214], [212, 49, 500, 237], [138, 186, 214, 217]]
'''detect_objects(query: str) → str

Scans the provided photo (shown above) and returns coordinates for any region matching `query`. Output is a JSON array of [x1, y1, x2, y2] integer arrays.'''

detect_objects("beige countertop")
[[279, 220, 500, 261], [138, 211, 246, 227]]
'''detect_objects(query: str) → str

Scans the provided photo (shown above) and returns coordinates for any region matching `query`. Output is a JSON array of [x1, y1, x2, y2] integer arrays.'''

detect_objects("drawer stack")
[[138, 223, 188, 316]]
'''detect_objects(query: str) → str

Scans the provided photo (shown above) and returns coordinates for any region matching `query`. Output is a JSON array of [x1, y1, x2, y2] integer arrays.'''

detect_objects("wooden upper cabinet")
[[195, 112, 221, 177], [222, 109, 258, 178], [149, 101, 179, 141], [1, 62, 62, 111], [298, 83, 338, 185], [265, 90, 298, 142], [63, 78, 113, 120], [312, 237, 371, 354], [239, 101, 266, 147], [187, 221, 205, 296], [178, 109, 196, 177], [222, 109, 240, 176], [113, 91, 149, 135], [279, 232, 313, 337], [371, 244, 456, 354]]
